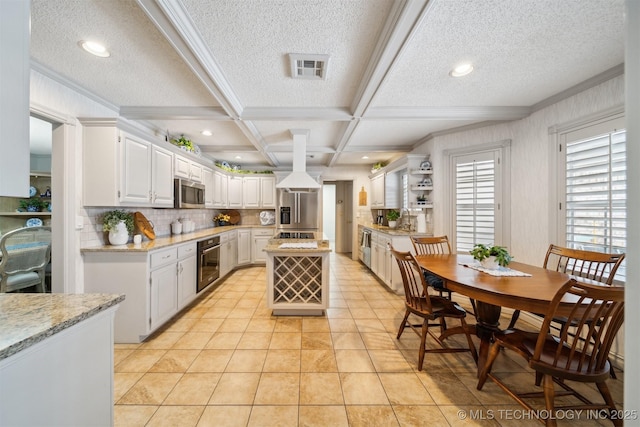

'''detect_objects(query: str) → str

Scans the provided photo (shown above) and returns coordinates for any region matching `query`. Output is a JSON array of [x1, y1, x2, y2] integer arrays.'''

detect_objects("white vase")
[[108, 220, 129, 246], [480, 256, 499, 270], [388, 220, 397, 229]]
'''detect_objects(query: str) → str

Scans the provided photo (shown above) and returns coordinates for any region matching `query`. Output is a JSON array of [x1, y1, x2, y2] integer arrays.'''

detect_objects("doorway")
[[322, 181, 353, 254]]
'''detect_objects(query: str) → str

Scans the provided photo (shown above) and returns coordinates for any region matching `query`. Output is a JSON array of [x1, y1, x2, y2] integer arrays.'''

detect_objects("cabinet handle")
[[162, 254, 171, 259]]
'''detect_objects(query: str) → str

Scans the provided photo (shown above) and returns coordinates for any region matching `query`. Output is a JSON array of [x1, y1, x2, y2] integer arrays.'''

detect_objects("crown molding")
[[531, 63, 624, 112], [30, 60, 119, 113]]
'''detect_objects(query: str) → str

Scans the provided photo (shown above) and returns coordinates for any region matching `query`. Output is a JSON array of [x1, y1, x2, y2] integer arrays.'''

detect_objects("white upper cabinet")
[[243, 177, 260, 208], [242, 176, 276, 208], [175, 154, 203, 183], [81, 118, 174, 207], [227, 176, 243, 208], [203, 167, 214, 208], [151, 146, 174, 207], [370, 174, 385, 208], [260, 176, 276, 208], [212, 170, 228, 208], [121, 135, 152, 205]]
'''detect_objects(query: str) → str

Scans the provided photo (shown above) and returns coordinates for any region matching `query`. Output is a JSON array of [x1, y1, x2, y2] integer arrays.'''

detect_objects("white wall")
[[425, 76, 624, 267]]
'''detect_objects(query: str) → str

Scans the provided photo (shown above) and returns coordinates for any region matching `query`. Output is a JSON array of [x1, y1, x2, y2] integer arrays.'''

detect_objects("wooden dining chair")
[[411, 235, 476, 316], [391, 245, 477, 371], [477, 278, 624, 427], [0, 226, 52, 293], [507, 244, 625, 329], [410, 236, 453, 299]]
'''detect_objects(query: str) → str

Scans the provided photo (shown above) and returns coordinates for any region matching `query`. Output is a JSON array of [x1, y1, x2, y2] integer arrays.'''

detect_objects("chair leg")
[[596, 381, 623, 427], [477, 342, 501, 389], [397, 310, 410, 339], [417, 318, 429, 371], [535, 371, 543, 386], [542, 374, 557, 427], [461, 319, 478, 363], [507, 309, 520, 329]]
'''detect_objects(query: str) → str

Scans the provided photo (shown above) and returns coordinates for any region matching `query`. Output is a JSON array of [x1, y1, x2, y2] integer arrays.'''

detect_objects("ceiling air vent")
[[289, 54, 329, 80]]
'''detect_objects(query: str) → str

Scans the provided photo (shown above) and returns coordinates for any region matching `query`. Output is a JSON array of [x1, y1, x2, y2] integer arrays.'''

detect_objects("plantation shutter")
[[563, 129, 626, 280], [454, 151, 497, 253]]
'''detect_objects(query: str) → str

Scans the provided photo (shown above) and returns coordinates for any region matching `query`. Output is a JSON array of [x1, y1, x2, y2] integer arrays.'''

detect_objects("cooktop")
[[277, 232, 315, 239]]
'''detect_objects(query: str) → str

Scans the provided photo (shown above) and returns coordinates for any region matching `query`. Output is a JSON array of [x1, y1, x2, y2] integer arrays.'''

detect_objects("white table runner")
[[460, 262, 532, 277]]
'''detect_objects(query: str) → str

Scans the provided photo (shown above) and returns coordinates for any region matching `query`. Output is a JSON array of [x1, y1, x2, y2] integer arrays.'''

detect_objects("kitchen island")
[[0, 293, 124, 426], [264, 234, 331, 316]]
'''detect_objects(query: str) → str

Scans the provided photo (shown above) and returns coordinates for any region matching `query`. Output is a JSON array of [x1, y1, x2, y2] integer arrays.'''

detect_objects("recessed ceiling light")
[[201, 130, 212, 136], [362, 155, 369, 159], [450, 63, 473, 77], [235, 155, 242, 159], [78, 40, 110, 58]]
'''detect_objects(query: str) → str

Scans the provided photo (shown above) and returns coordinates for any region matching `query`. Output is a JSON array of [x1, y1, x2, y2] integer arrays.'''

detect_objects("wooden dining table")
[[415, 253, 578, 376]]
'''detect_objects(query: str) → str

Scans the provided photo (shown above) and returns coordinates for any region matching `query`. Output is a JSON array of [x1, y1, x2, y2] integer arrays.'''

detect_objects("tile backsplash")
[[80, 208, 275, 248]]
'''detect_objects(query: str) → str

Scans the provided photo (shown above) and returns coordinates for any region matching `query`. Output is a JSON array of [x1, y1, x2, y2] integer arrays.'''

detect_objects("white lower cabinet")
[[83, 241, 197, 343], [361, 228, 415, 294], [237, 229, 251, 265], [220, 230, 238, 277], [150, 262, 178, 331], [252, 228, 272, 263], [177, 243, 197, 308]]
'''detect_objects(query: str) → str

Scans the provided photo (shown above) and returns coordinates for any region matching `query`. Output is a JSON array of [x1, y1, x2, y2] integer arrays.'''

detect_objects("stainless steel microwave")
[[174, 179, 205, 209]]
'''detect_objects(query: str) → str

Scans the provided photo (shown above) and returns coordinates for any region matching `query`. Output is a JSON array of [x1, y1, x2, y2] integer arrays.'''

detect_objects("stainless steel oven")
[[197, 236, 220, 292]]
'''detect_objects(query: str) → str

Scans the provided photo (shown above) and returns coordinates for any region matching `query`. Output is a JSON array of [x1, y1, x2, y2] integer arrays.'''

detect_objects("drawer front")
[[150, 247, 178, 269], [178, 242, 197, 258], [252, 228, 274, 237]]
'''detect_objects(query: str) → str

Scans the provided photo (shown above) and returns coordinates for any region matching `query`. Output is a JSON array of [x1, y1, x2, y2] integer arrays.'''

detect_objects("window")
[[445, 140, 511, 253], [455, 154, 496, 252], [558, 115, 626, 281]]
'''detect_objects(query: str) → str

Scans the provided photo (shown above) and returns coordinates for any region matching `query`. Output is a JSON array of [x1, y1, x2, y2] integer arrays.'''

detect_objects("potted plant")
[[386, 210, 400, 228], [214, 213, 231, 227], [101, 210, 134, 245], [171, 135, 196, 153], [470, 244, 512, 269], [19, 197, 47, 212]]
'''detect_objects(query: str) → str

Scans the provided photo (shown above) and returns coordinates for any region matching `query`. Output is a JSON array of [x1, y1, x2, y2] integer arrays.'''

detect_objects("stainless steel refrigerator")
[[277, 190, 319, 230]]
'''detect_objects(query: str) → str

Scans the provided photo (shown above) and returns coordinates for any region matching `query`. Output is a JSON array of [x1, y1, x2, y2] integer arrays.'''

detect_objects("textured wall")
[[425, 76, 624, 266]]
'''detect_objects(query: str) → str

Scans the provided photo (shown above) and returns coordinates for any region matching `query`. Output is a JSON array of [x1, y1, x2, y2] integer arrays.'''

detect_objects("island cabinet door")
[[150, 263, 178, 331]]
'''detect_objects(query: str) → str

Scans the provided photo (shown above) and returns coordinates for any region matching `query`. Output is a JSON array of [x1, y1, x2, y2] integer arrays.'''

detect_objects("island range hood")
[[276, 129, 321, 192]]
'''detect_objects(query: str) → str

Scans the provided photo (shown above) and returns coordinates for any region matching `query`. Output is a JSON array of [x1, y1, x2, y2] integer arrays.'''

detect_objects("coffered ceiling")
[[29, 0, 625, 169]]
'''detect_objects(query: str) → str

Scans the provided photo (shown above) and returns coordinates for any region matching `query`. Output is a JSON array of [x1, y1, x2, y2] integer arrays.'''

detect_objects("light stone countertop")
[[0, 293, 125, 361], [265, 239, 332, 253], [358, 223, 432, 237], [81, 225, 276, 253]]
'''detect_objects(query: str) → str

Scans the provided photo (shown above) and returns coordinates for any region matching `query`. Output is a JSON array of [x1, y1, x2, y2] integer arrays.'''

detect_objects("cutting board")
[[134, 211, 155, 240], [228, 210, 240, 225]]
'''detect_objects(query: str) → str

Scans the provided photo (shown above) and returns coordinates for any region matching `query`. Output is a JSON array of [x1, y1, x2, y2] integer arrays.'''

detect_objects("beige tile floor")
[[114, 253, 623, 426]]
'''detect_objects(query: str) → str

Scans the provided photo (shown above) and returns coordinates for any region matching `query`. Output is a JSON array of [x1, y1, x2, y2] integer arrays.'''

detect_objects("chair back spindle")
[[532, 279, 624, 380], [543, 244, 625, 284]]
